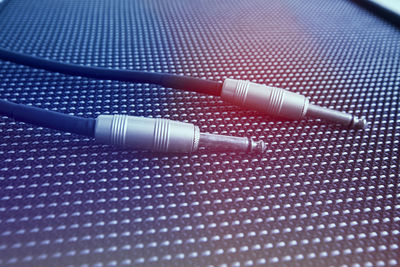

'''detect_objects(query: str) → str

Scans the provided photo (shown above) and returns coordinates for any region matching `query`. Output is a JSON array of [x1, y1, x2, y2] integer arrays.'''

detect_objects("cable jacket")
[[0, 48, 222, 96], [0, 99, 95, 137]]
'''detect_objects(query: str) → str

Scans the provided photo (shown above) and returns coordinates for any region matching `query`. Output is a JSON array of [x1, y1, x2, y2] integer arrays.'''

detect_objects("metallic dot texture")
[[0, 0, 399, 266]]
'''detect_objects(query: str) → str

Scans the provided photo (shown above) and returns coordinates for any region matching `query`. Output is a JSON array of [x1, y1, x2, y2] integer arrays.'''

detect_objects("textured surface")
[[0, 0, 399, 266]]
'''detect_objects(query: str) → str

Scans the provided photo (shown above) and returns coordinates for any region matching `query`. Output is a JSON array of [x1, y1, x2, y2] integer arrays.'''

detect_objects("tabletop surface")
[[0, 0, 399, 266]]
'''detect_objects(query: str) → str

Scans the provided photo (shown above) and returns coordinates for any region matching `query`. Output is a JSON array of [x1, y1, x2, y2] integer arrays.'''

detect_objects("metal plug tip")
[[249, 139, 266, 153], [351, 116, 368, 129]]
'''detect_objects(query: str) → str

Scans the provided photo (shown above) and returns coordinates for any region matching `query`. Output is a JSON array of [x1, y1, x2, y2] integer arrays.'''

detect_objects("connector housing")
[[95, 115, 200, 153], [221, 78, 309, 120]]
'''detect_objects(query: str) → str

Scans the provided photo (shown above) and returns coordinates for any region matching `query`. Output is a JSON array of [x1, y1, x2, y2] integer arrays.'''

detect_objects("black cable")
[[0, 48, 222, 138], [0, 47, 367, 133], [0, 48, 222, 96], [0, 99, 95, 137]]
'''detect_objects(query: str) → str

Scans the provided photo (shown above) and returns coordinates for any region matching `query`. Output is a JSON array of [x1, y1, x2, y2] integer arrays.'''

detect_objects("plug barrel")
[[199, 133, 266, 153], [306, 104, 367, 129]]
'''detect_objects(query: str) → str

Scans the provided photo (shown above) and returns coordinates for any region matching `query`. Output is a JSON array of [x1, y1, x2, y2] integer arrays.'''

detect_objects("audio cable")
[[0, 99, 266, 153], [0, 48, 367, 153], [0, 48, 367, 129]]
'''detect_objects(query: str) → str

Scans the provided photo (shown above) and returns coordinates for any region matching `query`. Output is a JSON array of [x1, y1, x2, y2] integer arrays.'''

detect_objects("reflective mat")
[[0, 0, 399, 266]]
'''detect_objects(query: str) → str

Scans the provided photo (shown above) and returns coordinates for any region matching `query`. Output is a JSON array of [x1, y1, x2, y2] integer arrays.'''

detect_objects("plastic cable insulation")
[[0, 48, 222, 96], [0, 99, 96, 137]]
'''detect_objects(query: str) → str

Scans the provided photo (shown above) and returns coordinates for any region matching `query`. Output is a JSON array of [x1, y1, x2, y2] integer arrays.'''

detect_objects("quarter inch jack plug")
[[95, 115, 266, 153], [220, 79, 367, 129]]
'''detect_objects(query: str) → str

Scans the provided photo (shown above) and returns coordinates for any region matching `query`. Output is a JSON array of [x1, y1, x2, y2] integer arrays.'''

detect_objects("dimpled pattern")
[[0, 0, 399, 266]]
